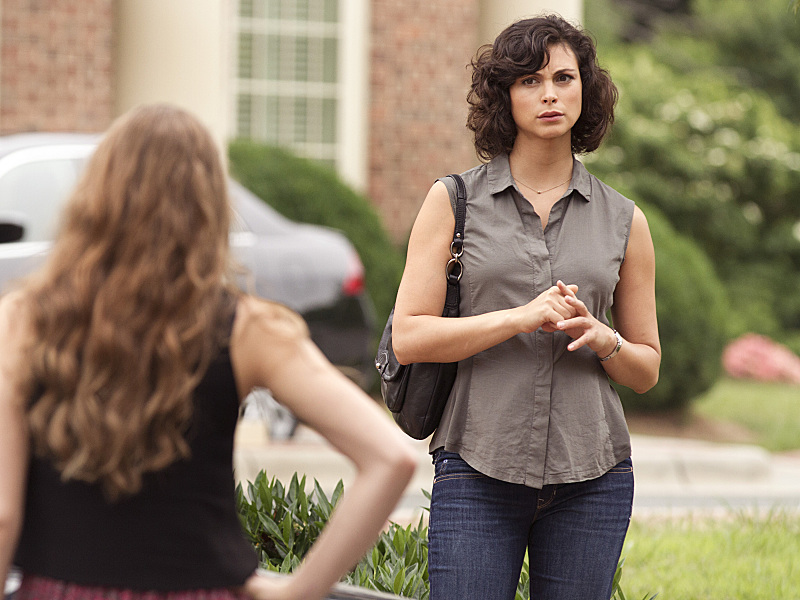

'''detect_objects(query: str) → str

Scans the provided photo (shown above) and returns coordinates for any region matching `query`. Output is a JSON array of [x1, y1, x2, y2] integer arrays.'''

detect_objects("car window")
[[0, 157, 85, 242]]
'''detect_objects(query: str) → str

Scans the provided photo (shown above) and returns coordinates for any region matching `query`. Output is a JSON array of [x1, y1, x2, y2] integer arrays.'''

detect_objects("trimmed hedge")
[[615, 203, 731, 413], [228, 141, 406, 335]]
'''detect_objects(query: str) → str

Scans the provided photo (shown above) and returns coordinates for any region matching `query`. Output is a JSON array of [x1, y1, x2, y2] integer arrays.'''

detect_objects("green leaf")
[[314, 479, 333, 516], [331, 479, 344, 505], [257, 513, 284, 543], [392, 567, 405, 595], [281, 511, 294, 546]]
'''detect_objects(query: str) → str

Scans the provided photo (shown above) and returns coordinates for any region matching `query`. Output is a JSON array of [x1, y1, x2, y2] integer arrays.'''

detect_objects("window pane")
[[265, 34, 280, 80], [239, 0, 254, 17], [323, 0, 337, 23], [294, 97, 307, 142], [237, 95, 253, 137], [322, 36, 337, 82], [296, 0, 310, 21], [322, 98, 336, 143], [294, 36, 309, 82], [238, 33, 253, 78], [265, 96, 280, 142], [236, 0, 342, 167]]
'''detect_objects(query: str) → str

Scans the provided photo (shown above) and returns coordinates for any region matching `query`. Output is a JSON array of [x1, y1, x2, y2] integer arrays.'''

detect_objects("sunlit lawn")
[[619, 511, 800, 599], [618, 378, 800, 598], [693, 378, 800, 452]]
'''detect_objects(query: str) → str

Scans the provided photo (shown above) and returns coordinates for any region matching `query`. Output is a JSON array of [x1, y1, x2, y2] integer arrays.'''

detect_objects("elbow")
[[392, 444, 418, 485], [390, 322, 414, 366], [392, 343, 412, 366], [627, 349, 661, 394], [378, 439, 417, 488], [631, 370, 659, 395]]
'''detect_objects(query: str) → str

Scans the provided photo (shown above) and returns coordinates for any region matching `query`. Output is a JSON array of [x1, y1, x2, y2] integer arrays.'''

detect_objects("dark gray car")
[[0, 132, 376, 386]]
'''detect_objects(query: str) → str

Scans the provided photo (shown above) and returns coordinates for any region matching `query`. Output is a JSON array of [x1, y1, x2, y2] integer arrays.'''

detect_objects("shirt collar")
[[487, 153, 593, 202]]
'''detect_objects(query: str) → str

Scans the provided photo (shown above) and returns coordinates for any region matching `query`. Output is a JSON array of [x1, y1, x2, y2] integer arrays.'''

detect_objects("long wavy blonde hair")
[[23, 104, 236, 499]]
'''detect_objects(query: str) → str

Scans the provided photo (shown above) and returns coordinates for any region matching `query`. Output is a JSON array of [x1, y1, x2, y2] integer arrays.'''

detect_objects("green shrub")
[[236, 471, 338, 571], [584, 6, 800, 340], [346, 518, 430, 599], [228, 140, 406, 333], [236, 471, 642, 600], [615, 203, 731, 413]]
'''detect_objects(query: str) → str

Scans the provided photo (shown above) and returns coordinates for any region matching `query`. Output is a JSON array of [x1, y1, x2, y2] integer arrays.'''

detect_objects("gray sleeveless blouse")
[[430, 154, 635, 488]]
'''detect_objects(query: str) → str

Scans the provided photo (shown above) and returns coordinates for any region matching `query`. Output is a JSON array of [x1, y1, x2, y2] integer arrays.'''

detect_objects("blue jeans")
[[428, 451, 634, 600]]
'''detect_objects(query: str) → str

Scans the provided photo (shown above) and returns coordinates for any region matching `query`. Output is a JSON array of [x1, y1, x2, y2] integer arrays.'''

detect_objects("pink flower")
[[722, 333, 800, 384]]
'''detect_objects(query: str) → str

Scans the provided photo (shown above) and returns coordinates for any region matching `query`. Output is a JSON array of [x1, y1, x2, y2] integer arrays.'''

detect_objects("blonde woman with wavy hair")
[[0, 104, 416, 600]]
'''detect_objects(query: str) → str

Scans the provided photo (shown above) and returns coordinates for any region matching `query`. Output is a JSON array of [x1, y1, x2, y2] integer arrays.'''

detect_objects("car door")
[[0, 144, 94, 292]]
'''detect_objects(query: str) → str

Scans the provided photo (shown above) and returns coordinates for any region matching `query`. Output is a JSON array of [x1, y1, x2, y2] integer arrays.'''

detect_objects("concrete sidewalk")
[[233, 421, 800, 521]]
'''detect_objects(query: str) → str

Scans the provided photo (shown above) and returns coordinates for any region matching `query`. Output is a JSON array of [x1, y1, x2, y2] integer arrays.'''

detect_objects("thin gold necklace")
[[514, 174, 571, 195]]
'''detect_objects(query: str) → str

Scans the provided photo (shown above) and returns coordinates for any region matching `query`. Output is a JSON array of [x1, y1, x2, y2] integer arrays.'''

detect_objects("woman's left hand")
[[551, 281, 619, 360]]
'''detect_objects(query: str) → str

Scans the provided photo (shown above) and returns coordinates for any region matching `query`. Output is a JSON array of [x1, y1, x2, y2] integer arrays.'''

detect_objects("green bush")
[[236, 472, 642, 600], [228, 140, 406, 333], [615, 203, 731, 413], [585, 0, 800, 340], [347, 518, 430, 598], [236, 471, 430, 595], [236, 472, 337, 571]]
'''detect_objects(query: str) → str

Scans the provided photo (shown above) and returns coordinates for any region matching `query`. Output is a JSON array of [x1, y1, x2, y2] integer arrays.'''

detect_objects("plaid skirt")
[[15, 575, 251, 600]]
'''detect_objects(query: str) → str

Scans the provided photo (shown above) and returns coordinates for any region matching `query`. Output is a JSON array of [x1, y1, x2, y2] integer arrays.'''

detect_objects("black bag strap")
[[443, 174, 466, 315]]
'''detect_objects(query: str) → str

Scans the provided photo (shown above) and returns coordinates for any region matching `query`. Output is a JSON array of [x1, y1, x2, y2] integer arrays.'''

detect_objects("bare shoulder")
[[230, 295, 312, 396], [632, 204, 651, 229], [233, 294, 309, 342], [415, 180, 453, 229], [627, 205, 655, 255]]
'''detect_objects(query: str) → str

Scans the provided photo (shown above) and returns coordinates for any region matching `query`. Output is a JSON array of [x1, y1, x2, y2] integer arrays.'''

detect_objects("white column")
[[336, 0, 370, 192], [113, 0, 232, 154], [478, 0, 583, 46]]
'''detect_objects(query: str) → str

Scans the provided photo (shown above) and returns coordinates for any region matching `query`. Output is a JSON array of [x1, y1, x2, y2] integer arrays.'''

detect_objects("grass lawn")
[[618, 511, 800, 599], [692, 378, 800, 452], [620, 378, 800, 598]]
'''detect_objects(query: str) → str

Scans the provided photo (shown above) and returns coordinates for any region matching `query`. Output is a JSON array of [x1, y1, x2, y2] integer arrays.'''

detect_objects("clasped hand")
[[526, 280, 616, 358]]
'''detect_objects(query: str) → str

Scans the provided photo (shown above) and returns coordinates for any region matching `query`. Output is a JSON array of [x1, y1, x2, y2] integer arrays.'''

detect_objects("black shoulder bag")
[[375, 174, 466, 439]]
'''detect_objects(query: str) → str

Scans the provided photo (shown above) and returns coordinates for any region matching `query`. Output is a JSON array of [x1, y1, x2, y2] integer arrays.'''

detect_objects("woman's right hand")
[[517, 281, 579, 333], [243, 572, 297, 600]]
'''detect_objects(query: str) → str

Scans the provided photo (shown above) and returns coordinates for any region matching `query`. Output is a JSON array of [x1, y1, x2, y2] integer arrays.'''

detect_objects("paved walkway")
[[234, 420, 800, 522]]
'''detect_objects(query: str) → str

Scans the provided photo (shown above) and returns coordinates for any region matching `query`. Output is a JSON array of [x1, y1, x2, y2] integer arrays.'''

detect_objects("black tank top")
[[15, 309, 259, 590]]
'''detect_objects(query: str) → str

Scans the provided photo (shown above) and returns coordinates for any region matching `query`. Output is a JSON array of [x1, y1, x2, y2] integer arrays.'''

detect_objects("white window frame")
[[232, 0, 369, 191]]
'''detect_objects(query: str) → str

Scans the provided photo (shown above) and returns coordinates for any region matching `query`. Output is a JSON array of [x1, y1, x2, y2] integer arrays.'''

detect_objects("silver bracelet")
[[600, 329, 623, 362]]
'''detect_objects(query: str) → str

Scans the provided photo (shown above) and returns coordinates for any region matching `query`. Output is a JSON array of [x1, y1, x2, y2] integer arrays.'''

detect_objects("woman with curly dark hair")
[[0, 104, 416, 600], [392, 15, 660, 600]]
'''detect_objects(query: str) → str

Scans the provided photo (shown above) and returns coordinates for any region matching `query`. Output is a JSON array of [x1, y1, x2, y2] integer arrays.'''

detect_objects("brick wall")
[[0, 0, 113, 134], [368, 0, 480, 243]]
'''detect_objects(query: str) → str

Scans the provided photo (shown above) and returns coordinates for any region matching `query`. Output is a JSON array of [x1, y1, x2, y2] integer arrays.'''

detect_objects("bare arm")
[[0, 293, 31, 588], [555, 206, 661, 393], [231, 296, 417, 600], [392, 181, 577, 364]]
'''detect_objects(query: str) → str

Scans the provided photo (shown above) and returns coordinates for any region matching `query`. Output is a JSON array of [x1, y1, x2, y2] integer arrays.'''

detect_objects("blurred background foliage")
[[228, 140, 405, 333], [585, 0, 800, 411]]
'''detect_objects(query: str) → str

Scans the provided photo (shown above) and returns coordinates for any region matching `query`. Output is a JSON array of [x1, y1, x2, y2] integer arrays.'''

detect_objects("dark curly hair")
[[467, 15, 618, 160]]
